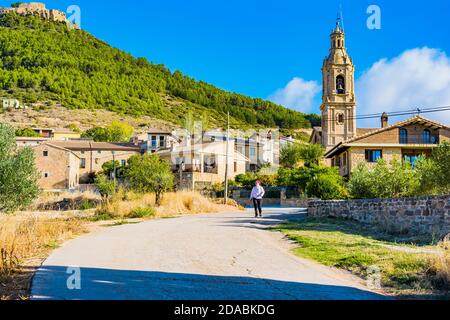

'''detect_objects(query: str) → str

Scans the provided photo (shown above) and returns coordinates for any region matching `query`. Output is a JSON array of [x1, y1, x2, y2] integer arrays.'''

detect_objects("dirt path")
[[31, 208, 386, 300]]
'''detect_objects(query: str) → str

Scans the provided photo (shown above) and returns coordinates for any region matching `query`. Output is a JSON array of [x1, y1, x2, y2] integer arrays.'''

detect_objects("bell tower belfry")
[[321, 19, 357, 150]]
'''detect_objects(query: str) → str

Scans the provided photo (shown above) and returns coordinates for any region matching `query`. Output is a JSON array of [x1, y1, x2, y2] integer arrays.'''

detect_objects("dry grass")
[[0, 213, 87, 299], [428, 240, 450, 291], [97, 190, 237, 220], [28, 191, 101, 212]]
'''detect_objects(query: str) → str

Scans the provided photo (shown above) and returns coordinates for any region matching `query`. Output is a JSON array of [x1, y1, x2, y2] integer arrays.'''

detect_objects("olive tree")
[[125, 154, 174, 206], [0, 123, 40, 213]]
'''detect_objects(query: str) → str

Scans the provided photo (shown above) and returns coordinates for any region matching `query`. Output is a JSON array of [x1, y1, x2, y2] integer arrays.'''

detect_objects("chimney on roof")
[[381, 112, 389, 128]]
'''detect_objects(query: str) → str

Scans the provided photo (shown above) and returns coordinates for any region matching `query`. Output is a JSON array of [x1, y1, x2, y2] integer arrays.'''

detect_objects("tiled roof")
[[324, 116, 450, 158], [147, 128, 172, 134], [343, 116, 449, 145], [50, 141, 140, 152], [356, 128, 378, 136]]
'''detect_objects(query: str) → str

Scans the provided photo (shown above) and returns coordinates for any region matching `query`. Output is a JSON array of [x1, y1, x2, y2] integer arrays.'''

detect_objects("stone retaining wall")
[[308, 195, 450, 237]]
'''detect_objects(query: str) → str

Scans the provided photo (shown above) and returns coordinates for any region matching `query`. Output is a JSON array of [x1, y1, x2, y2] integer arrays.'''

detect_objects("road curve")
[[32, 208, 386, 300]]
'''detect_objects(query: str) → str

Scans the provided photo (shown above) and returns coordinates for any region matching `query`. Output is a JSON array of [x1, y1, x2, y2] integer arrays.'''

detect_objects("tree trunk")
[[155, 191, 162, 207]]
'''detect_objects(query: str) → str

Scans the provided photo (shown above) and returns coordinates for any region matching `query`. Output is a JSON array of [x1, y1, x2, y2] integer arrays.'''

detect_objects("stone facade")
[[327, 116, 450, 177], [308, 195, 450, 238], [320, 21, 357, 150], [50, 141, 141, 184], [33, 143, 79, 190]]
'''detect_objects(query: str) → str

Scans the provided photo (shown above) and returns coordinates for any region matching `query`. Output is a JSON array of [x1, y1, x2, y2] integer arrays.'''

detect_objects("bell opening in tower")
[[336, 75, 345, 94]]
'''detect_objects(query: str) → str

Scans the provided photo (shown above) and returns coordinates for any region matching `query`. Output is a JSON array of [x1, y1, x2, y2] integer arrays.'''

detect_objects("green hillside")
[[0, 12, 320, 129]]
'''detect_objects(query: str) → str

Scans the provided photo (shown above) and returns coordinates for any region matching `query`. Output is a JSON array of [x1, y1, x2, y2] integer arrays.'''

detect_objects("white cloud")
[[356, 47, 450, 127], [268, 77, 321, 113]]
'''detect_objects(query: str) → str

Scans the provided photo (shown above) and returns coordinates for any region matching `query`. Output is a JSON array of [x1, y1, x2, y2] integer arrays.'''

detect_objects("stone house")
[[139, 128, 179, 153], [16, 136, 50, 147], [325, 116, 450, 177], [49, 141, 140, 183], [33, 142, 80, 190], [156, 140, 248, 190], [31, 127, 81, 140], [203, 130, 280, 172]]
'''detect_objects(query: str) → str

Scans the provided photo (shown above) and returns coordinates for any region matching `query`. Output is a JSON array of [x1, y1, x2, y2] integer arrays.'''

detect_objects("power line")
[[321, 105, 450, 123]]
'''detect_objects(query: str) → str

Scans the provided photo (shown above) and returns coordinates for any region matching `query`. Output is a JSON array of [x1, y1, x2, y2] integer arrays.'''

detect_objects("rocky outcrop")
[[0, 2, 79, 28]]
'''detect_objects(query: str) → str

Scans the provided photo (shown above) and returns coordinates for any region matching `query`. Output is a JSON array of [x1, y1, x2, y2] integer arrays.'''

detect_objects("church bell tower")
[[321, 19, 357, 150]]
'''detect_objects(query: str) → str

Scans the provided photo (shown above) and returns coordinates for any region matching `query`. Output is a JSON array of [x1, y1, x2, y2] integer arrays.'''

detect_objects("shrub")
[[303, 166, 347, 200], [348, 159, 420, 199], [280, 143, 304, 169], [78, 199, 97, 211], [66, 123, 81, 133], [94, 174, 117, 201], [15, 128, 40, 137], [130, 207, 156, 219], [280, 143, 324, 169], [0, 123, 40, 213], [416, 142, 450, 195]]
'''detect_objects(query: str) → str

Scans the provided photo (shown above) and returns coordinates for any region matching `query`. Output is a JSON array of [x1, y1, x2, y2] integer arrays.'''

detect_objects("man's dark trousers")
[[252, 198, 262, 217]]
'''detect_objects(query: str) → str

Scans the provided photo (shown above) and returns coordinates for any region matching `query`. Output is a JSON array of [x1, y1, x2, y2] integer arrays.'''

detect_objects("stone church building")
[[310, 20, 450, 177]]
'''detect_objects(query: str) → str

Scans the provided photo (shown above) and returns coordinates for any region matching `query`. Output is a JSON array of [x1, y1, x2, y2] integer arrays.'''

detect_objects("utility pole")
[[224, 112, 230, 205], [112, 151, 116, 182]]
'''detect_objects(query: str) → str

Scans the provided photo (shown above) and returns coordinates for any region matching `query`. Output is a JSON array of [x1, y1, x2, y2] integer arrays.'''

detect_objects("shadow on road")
[[216, 208, 307, 230], [32, 266, 386, 300]]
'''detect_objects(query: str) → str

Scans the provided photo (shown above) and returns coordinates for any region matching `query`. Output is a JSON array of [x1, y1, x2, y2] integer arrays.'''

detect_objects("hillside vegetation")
[[0, 13, 319, 129]]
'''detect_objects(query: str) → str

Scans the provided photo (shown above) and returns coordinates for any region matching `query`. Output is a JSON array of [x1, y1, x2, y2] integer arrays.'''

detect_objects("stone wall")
[[230, 187, 310, 208], [308, 195, 450, 237]]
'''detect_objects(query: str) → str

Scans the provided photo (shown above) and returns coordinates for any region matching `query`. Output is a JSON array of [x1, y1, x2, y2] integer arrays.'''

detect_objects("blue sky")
[[2, 0, 449, 126]]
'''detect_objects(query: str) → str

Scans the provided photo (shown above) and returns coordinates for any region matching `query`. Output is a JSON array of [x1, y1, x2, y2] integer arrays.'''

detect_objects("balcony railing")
[[399, 136, 439, 145]]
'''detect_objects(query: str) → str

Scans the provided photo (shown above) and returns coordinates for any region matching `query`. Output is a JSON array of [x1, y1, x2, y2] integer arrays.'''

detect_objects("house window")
[[423, 129, 431, 144], [365, 150, 383, 163], [404, 154, 420, 167], [121, 160, 126, 167], [337, 113, 344, 125], [159, 136, 165, 147], [95, 158, 99, 165], [151, 136, 157, 148], [250, 147, 256, 157], [399, 128, 408, 144], [80, 158, 86, 169], [234, 162, 237, 173], [43, 150, 48, 157], [343, 152, 347, 167]]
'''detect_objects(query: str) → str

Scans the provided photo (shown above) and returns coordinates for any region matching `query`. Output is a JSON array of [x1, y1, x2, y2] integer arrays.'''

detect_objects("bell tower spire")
[[320, 18, 357, 150]]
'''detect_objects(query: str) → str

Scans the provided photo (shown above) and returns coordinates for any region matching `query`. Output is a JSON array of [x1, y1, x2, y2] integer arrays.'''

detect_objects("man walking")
[[250, 180, 265, 218]]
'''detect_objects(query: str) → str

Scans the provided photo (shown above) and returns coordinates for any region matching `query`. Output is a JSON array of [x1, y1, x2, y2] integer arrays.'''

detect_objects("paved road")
[[32, 208, 385, 300]]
